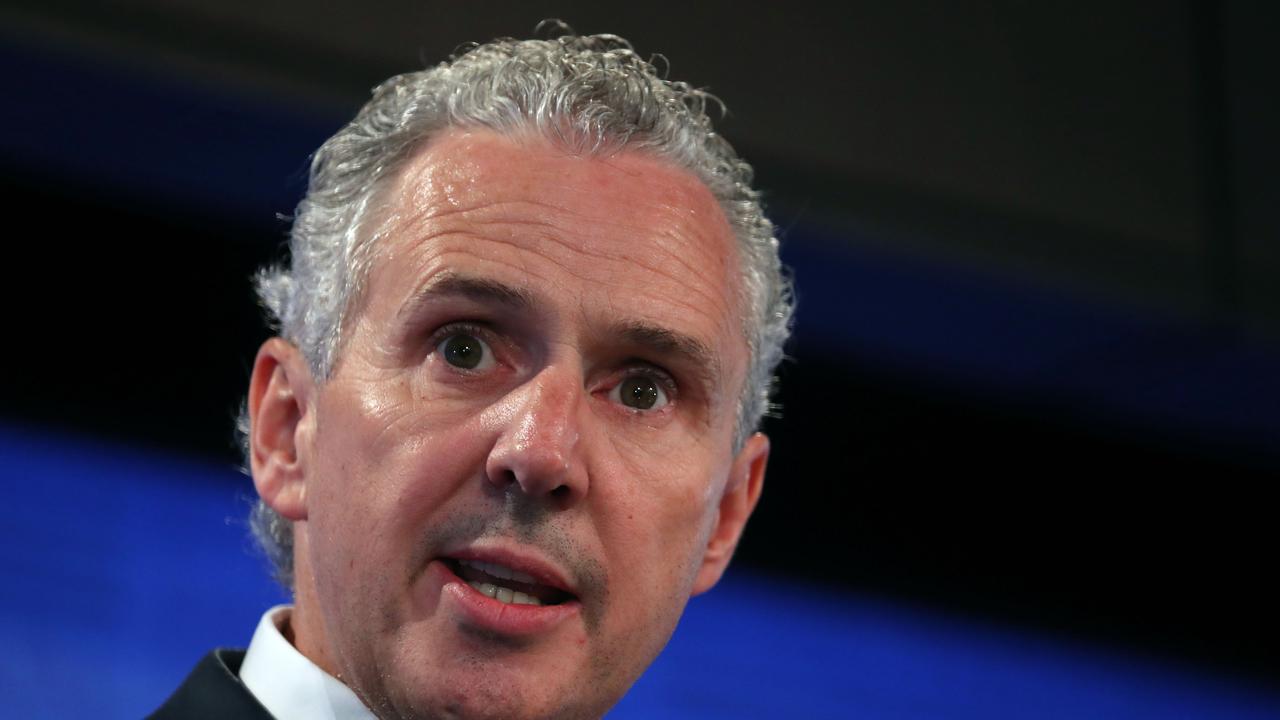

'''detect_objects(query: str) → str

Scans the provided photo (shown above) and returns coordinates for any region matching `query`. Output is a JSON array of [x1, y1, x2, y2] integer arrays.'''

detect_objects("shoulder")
[[147, 649, 275, 720]]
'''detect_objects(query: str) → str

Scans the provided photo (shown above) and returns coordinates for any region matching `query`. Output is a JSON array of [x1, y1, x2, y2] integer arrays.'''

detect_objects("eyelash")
[[614, 364, 677, 398], [429, 321, 491, 341], [428, 321, 498, 366]]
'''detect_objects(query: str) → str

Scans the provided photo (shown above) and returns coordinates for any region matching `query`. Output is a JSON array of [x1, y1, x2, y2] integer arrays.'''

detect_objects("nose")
[[485, 367, 588, 508]]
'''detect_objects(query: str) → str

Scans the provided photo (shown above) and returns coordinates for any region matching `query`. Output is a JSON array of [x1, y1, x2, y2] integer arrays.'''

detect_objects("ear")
[[691, 432, 769, 595], [247, 337, 316, 522]]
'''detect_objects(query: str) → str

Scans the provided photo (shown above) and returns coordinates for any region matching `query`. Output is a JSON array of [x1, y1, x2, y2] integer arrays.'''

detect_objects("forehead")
[[363, 129, 747, 375], [387, 130, 734, 258]]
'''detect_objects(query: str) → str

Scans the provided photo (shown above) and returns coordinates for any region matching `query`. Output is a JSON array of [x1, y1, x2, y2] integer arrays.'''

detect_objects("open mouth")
[[442, 558, 576, 607]]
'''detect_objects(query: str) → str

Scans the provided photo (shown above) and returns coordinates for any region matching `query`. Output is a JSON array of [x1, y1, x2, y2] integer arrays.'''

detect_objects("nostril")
[[550, 485, 571, 500]]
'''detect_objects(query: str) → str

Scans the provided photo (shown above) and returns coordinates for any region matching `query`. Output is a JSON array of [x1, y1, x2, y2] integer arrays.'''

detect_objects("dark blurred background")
[[1, 0, 1277, 704]]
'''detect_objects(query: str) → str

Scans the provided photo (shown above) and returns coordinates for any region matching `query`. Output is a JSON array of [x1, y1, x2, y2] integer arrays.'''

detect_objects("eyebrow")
[[397, 271, 535, 321], [608, 320, 722, 391]]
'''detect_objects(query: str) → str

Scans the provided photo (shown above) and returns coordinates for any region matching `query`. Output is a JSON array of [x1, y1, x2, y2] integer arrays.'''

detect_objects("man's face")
[[262, 129, 767, 719]]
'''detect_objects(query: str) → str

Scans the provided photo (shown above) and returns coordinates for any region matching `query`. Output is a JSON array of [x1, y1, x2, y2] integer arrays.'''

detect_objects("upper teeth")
[[467, 581, 542, 606], [459, 559, 539, 585]]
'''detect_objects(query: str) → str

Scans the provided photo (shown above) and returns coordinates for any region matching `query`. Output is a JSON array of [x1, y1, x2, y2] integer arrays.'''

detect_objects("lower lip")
[[427, 559, 581, 637]]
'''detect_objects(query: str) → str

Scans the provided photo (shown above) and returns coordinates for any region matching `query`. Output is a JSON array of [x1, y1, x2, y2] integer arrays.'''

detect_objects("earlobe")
[[691, 432, 770, 596], [247, 337, 315, 522]]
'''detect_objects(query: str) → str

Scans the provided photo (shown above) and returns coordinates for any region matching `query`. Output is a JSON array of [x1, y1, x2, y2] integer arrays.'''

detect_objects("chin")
[[386, 684, 610, 720], [368, 650, 621, 720]]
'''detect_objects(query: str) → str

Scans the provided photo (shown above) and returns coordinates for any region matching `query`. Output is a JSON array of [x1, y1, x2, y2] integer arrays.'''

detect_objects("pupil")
[[622, 377, 659, 409], [444, 334, 482, 369]]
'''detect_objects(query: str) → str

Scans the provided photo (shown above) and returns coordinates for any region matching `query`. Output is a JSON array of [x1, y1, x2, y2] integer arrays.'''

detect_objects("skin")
[[247, 129, 770, 720]]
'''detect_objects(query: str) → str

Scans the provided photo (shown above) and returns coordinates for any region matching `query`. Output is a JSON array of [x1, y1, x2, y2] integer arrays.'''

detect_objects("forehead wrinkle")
[[418, 197, 671, 256], [404, 156, 728, 254], [462, 200, 735, 318], [615, 250, 735, 321], [394, 142, 735, 282], [410, 191, 581, 227], [397, 199, 627, 267]]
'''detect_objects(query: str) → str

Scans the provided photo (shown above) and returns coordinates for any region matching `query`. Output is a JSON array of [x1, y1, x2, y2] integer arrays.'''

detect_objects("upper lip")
[[441, 543, 578, 597]]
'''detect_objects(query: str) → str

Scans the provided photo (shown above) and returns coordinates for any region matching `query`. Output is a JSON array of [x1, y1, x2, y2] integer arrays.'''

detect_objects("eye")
[[437, 332, 494, 371], [609, 373, 669, 411]]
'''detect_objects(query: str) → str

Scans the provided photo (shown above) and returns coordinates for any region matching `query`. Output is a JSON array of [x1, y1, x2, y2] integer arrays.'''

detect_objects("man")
[[152, 30, 792, 720]]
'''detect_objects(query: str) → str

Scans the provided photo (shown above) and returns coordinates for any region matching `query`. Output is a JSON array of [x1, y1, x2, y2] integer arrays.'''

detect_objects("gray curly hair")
[[242, 30, 793, 589]]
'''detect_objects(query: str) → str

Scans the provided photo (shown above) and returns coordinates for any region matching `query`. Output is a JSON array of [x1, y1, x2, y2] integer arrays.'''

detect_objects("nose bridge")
[[514, 365, 580, 463], [486, 362, 585, 502]]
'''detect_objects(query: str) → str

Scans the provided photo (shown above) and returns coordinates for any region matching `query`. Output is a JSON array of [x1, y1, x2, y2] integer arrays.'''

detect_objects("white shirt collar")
[[239, 605, 378, 720]]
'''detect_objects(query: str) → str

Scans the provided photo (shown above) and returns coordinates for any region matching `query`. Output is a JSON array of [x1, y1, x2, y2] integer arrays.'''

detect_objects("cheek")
[[603, 457, 724, 600], [593, 481, 717, 677], [305, 386, 494, 579]]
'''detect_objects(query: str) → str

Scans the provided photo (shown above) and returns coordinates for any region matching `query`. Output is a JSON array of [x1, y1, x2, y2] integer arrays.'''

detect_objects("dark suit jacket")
[[147, 649, 275, 719]]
